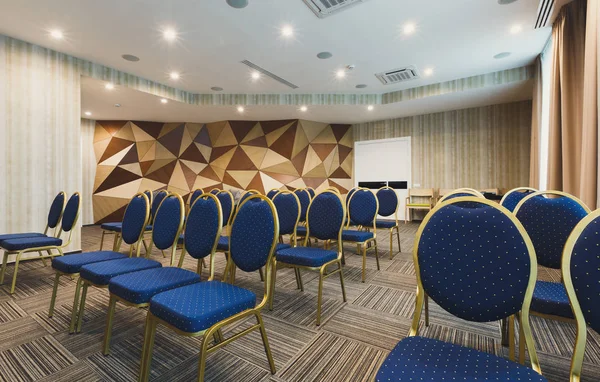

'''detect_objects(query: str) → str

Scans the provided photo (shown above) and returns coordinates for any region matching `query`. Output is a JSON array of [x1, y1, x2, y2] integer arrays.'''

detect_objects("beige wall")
[[353, 100, 532, 192]]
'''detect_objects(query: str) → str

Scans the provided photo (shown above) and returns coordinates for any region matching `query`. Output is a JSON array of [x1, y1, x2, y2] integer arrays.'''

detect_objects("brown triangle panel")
[[158, 123, 185, 157], [180, 142, 207, 163], [228, 147, 258, 171], [209, 145, 237, 162], [97, 204, 128, 224], [132, 121, 164, 139], [99, 137, 136, 163], [97, 120, 129, 137], [145, 160, 177, 184], [269, 121, 297, 159], [243, 135, 268, 148], [119, 144, 139, 165], [260, 119, 296, 135], [194, 126, 212, 146], [331, 124, 349, 142], [229, 121, 257, 143], [96, 167, 142, 194]]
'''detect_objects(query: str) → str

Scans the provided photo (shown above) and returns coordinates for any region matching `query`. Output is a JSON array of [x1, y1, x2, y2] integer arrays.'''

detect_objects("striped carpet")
[[0, 224, 598, 381]]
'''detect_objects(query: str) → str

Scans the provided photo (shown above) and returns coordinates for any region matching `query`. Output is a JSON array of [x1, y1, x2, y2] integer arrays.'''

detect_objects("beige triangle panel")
[[240, 145, 269, 169], [241, 123, 263, 143], [146, 158, 176, 175], [169, 161, 190, 192], [138, 178, 167, 192], [292, 126, 310, 159], [261, 161, 300, 177], [131, 122, 157, 142], [228, 170, 259, 189], [206, 121, 228, 145], [265, 122, 293, 146], [166, 185, 189, 196], [311, 125, 337, 144], [328, 146, 341, 175], [299, 119, 328, 143], [260, 149, 289, 169], [339, 128, 354, 147], [99, 143, 134, 166], [94, 137, 112, 164], [210, 165, 226, 181], [94, 165, 115, 192], [113, 121, 135, 141], [94, 123, 112, 143], [93, 195, 130, 222], [340, 153, 353, 175], [137, 141, 156, 161], [185, 123, 204, 141], [155, 142, 177, 160], [158, 123, 180, 139], [330, 178, 353, 192], [302, 145, 322, 176], [259, 172, 284, 193], [193, 175, 221, 190], [179, 127, 194, 156], [210, 146, 236, 170], [180, 159, 207, 174], [95, 178, 143, 198], [287, 178, 307, 189], [303, 163, 328, 178], [119, 163, 142, 177], [195, 143, 212, 163], [323, 146, 338, 176], [213, 122, 239, 147]]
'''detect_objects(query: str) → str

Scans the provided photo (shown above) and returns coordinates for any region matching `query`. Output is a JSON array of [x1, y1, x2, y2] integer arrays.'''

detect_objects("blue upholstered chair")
[[71, 194, 184, 334], [514, 191, 589, 323], [344, 187, 359, 227], [0, 192, 80, 295], [438, 188, 484, 203], [266, 188, 280, 199], [50, 192, 150, 323], [209, 188, 220, 195], [342, 188, 379, 282], [99, 189, 153, 251], [240, 189, 260, 205], [188, 188, 204, 209], [562, 209, 600, 382], [306, 187, 316, 198], [101, 193, 222, 355], [138, 194, 279, 382], [293, 188, 311, 239], [212, 190, 235, 278], [376, 197, 546, 381], [0, 191, 66, 245], [376, 186, 401, 258], [274, 190, 347, 325], [500, 187, 537, 212]]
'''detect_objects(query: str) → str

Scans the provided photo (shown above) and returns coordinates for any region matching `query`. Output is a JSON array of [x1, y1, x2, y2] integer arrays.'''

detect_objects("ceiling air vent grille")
[[534, 0, 554, 29], [240, 60, 299, 89], [375, 66, 420, 85], [302, 0, 368, 18]]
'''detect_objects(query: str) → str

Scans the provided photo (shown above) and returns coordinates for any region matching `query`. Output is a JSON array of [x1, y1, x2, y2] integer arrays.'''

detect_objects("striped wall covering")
[[81, 118, 97, 225], [353, 100, 532, 191]]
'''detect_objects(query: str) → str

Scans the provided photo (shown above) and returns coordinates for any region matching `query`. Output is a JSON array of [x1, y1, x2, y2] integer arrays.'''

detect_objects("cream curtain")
[[529, 57, 543, 188], [547, 0, 598, 209]]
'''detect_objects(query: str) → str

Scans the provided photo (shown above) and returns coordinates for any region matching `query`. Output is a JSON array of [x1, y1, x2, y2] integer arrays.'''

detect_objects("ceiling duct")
[[534, 0, 554, 29], [302, 0, 368, 18], [375, 66, 420, 85], [240, 60, 299, 89]]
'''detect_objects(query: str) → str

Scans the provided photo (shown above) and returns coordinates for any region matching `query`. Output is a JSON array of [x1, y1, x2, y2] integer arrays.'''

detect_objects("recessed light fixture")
[[84, 111, 92, 116], [356, 84, 367, 89], [299, 105, 308, 112], [367, 105, 374, 111], [170, 71, 180, 80], [281, 25, 294, 38], [161, 98, 168, 104], [336, 69, 346, 79], [226, 0, 249, 8], [237, 106, 245, 113], [50, 29, 63, 40], [403, 23, 416, 35], [498, 0, 518, 4], [251, 71, 261, 80], [423, 67, 434, 77], [163, 28, 177, 42], [114, 103, 121, 108], [494, 52, 511, 59], [317, 52, 332, 59], [105, 83, 115, 90], [122, 54, 140, 62], [211, 86, 223, 91], [510, 24, 522, 34]]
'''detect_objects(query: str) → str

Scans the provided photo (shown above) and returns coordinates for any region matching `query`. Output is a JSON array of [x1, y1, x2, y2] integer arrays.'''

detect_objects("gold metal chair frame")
[[0, 192, 79, 295], [103, 193, 221, 355], [214, 190, 238, 282], [376, 186, 401, 259], [305, 187, 315, 197], [138, 194, 279, 382], [499, 187, 538, 208], [404, 188, 435, 224], [437, 188, 484, 204], [99, 189, 153, 252], [412, 197, 543, 373], [140, 190, 169, 260], [270, 190, 347, 325], [561, 208, 600, 382], [343, 188, 379, 283]]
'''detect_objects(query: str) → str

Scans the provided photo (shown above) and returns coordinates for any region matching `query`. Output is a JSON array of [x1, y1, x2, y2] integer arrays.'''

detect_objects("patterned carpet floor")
[[0, 224, 599, 381]]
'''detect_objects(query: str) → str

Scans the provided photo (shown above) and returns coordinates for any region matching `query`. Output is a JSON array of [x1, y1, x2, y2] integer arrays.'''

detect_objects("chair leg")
[[395, 226, 401, 253], [49, 272, 61, 317], [269, 261, 277, 311], [198, 329, 213, 382], [424, 294, 430, 327], [139, 315, 157, 382], [112, 233, 120, 252], [338, 260, 347, 302], [297, 268, 304, 292], [0, 251, 8, 285], [76, 282, 89, 333], [518, 313, 525, 364], [103, 295, 118, 355], [500, 318, 509, 346], [373, 240, 380, 271], [38, 251, 48, 267], [361, 244, 366, 283], [69, 277, 83, 334], [316, 267, 325, 325], [9, 251, 23, 294], [256, 312, 276, 374], [259, 267, 264, 281], [389, 229, 393, 259], [508, 315, 515, 361], [100, 231, 105, 251], [294, 268, 301, 290], [197, 259, 203, 275]]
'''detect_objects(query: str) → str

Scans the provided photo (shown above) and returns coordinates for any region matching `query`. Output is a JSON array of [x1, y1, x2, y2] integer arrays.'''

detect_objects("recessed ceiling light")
[[163, 28, 177, 41], [114, 103, 121, 108], [510, 24, 523, 34], [494, 52, 511, 59], [367, 105, 374, 111], [84, 111, 92, 116], [498, 0, 518, 4], [317, 52, 332, 59], [300, 105, 308, 112], [281, 25, 294, 38], [251, 71, 261, 80], [105, 83, 115, 90], [161, 98, 168, 104], [336, 69, 346, 79], [170, 71, 180, 80], [226, 0, 248, 8], [211, 86, 223, 91], [356, 84, 367, 89], [423, 67, 434, 77], [403, 23, 416, 35], [50, 30, 63, 40], [237, 106, 245, 113], [122, 54, 140, 62]]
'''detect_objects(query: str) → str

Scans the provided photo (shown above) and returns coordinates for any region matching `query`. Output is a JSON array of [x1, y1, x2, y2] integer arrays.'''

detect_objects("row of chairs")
[[376, 187, 597, 381], [405, 187, 499, 222]]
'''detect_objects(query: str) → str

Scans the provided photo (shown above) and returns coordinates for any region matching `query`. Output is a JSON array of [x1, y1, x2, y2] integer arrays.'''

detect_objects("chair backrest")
[[215, 190, 235, 227], [121, 193, 151, 247], [294, 189, 311, 222], [409, 188, 434, 198], [437, 188, 453, 200], [47, 191, 66, 232], [183, 193, 222, 278], [455, 188, 484, 196], [325, 186, 340, 195], [266, 189, 280, 199], [229, 195, 279, 273], [438, 189, 483, 203], [376, 187, 398, 218], [306, 190, 345, 241], [273, 191, 300, 237], [240, 189, 260, 205], [209, 188, 220, 195], [562, 209, 600, 381], [348, 189, 378, 228], [414, 197, 539, 361], [500, 187, 537, 212], [346, 187, 359, 207], [515, 191, 590, 269], [306, 187, 315, 198], [60, 193, 81, 234], [189, 189, 204, 207], [143, 189, 153, 207], [151, 194, 184, 252], [480, 188, 500, 194], [151, 190, 169, 221]]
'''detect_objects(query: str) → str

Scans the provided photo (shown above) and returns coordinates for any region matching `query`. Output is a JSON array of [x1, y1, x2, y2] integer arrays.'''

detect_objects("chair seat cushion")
[[100, 222, 122, 232], [376, 336, 547, 382], [531, 281, 574, 319], [1, 236, 63, 251], [52, 251, 127, 274], [80, 258, 162, 286], [276, 247, 337, 267], [341, 230, 374, 242], [296, 226, 307, 236], [0, 233, 46, 246], [150, 281, 256, 333], [276, 243, 291, 251], [109, 267, 201, 305], [216, 236, 229, 251], [375, 220, 397, 229]]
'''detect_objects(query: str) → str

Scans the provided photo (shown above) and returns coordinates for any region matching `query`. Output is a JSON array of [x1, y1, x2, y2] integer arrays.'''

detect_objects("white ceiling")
[[81, 76, 533, 124], [0, 0, 552, 95]]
